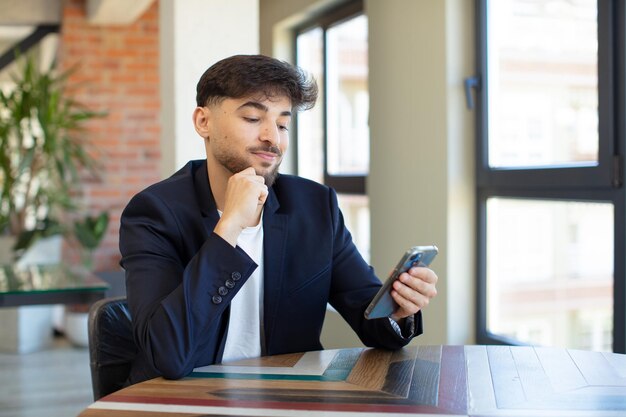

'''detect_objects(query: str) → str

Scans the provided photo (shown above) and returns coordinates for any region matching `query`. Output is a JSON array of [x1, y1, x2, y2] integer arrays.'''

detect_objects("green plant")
[[74, 211, 109, 251], [0, 52, 104, 258], [73, 211, 109, 270]]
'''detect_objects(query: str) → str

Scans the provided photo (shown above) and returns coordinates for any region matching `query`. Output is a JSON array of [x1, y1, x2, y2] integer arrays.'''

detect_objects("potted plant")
[[64, 210, 110, 347], [72, 210, 110, 271], [0, 52, 103, 263], [0, 52, 105, 353]]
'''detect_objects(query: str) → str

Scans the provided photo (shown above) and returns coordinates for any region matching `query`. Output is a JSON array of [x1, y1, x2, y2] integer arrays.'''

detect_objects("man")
[[120, 54, 438, 385]]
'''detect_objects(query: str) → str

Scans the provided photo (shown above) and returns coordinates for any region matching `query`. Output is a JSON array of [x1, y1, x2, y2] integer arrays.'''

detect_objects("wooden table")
[[78, 345, 626, 417], [0, 264, 109, 307]]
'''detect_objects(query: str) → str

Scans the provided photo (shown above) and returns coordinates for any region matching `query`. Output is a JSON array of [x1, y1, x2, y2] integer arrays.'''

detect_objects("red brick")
[[58, 0, 161, 271]]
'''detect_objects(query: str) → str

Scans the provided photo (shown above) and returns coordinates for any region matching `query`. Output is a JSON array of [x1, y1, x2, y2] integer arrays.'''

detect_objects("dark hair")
[[195, 54, 318, 111]]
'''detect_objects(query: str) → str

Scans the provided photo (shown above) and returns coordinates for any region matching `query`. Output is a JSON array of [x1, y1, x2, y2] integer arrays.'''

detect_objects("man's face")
[[203, 95, 292, 186]]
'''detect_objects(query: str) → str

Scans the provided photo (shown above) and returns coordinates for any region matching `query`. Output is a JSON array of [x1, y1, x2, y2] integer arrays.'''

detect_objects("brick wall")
[[58, 0, 161, 271]]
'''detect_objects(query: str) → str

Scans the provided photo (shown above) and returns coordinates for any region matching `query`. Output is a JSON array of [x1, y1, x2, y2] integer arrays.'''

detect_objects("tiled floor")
[[0, 336, 93, 417]]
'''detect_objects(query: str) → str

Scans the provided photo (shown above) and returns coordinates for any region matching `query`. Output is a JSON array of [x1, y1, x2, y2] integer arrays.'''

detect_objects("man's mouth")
[[249, 146, 282, 161], [252, 151, 279, 161]]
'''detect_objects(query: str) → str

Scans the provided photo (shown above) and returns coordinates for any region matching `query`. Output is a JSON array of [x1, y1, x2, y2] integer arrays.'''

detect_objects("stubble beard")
[[215, 146, 282, 187]]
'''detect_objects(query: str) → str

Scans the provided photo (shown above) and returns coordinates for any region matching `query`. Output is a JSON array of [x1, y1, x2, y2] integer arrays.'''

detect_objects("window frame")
[[293, 0, 366, 196], [474, 0, 626, 353]]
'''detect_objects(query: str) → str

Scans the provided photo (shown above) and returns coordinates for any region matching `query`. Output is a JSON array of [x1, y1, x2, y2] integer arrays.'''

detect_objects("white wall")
[[444, 0, 476, 346], [160, 0, 259, 177], [368, 0, 475, 346], [262, 0, 476, 346]]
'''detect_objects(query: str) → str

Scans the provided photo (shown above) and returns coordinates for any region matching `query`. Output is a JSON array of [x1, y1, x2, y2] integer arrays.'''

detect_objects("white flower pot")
[[63, 311, 89, 347], [0, 306, 54, 353], [0, 235, 62, 353]]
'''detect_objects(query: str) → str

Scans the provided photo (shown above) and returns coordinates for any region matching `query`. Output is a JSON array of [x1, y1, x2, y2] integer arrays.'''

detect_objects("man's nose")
[[260, 123, 280, 145]]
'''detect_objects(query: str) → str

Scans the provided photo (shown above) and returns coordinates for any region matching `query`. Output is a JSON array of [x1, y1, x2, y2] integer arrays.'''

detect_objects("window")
[[475, 0, 625, 352], [295, 1, 370, 260]]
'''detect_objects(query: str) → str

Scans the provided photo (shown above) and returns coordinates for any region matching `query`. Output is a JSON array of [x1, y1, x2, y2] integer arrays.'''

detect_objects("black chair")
[[88, 296, 137, 400]]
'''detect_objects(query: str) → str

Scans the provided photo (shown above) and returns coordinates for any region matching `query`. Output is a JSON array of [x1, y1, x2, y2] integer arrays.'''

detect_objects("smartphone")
[[364, 245, 438, 320]]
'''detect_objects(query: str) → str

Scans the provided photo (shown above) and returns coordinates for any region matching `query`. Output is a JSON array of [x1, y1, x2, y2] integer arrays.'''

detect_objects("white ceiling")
[[0, 0, 154, 82], [0, 0, 62, 25]]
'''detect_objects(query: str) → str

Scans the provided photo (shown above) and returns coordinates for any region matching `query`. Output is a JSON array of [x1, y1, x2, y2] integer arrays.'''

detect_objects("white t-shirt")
[[220, 215, 264, 363]]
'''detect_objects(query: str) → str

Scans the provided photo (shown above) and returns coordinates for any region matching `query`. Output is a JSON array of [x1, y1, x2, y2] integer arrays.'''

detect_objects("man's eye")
[[278, 125, 289, 131], [243, 117, 259, 123]]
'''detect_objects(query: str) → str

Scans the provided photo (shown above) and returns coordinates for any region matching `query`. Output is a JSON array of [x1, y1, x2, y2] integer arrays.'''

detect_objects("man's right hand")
[[214, 167, 268, 246]]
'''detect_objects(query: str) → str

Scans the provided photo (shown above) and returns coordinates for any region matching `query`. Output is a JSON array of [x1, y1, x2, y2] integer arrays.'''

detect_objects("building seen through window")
[[479, 0, 616, 351], [296, 5, 370, 261]]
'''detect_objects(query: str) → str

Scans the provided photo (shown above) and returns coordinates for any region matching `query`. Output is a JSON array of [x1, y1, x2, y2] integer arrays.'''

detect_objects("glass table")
[[0, 264, 109, 307]]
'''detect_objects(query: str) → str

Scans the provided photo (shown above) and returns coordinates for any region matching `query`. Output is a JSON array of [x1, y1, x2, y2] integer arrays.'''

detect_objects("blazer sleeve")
[[119, 190, 257, 379], [326, 188, 423, 350]]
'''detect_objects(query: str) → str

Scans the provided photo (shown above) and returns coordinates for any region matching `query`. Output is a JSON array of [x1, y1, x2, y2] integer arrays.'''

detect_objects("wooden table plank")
[[346, 348, 393, 390], [465, 345, 497, 414], [534, 347, 587, 392], [220, 352, 304, 368], [602, 351, 626, 379], [438, 345, 467, 414], [405, 345, 441, 407], [381, 346, 418, 397], [487, 346, 526, 408], [509, 346, 554, 401], [569, 349, 625, 386], [81, 410, 202, 417], [319, 348, 362, 380], [193, 349, 345, 379]]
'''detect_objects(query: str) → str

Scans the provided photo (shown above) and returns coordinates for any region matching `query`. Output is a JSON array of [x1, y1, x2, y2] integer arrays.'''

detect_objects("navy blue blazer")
[[119, 160, 422, 384]]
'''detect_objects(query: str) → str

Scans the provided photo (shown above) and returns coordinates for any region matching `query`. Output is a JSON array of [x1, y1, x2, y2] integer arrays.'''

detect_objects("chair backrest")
[[88, 296, 137, 400]]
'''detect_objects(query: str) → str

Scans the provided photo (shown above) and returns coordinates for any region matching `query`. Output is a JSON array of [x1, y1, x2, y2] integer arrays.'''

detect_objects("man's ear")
[[192, 106, 211, 138]]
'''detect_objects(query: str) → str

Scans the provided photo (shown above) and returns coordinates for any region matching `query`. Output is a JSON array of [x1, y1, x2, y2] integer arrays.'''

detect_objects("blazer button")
[[231, 271, 242, 281], [225, 279, 235, 289], [218, 286, 228, 296], [212, 295, 223, 304]]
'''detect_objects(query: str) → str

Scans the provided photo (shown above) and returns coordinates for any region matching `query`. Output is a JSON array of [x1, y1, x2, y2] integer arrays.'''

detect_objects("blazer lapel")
[[192, 160, 220, 234], [262, 187, 288, 354]]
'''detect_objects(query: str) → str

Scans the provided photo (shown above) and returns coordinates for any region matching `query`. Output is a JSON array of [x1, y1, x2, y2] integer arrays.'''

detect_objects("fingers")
[[408, 266, 438, 284], [258, 185, 269, 205], [244, 173, 268, 204], [215, 168, 268, 245], [221, 168, 268, 227], [391, 282, 431, 311], [239, 166, 257, 176], [390, 267, 438, 317], [236, 167, 266, 184], [229, 168, 267, 193], [404, 267, 438, 297]]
